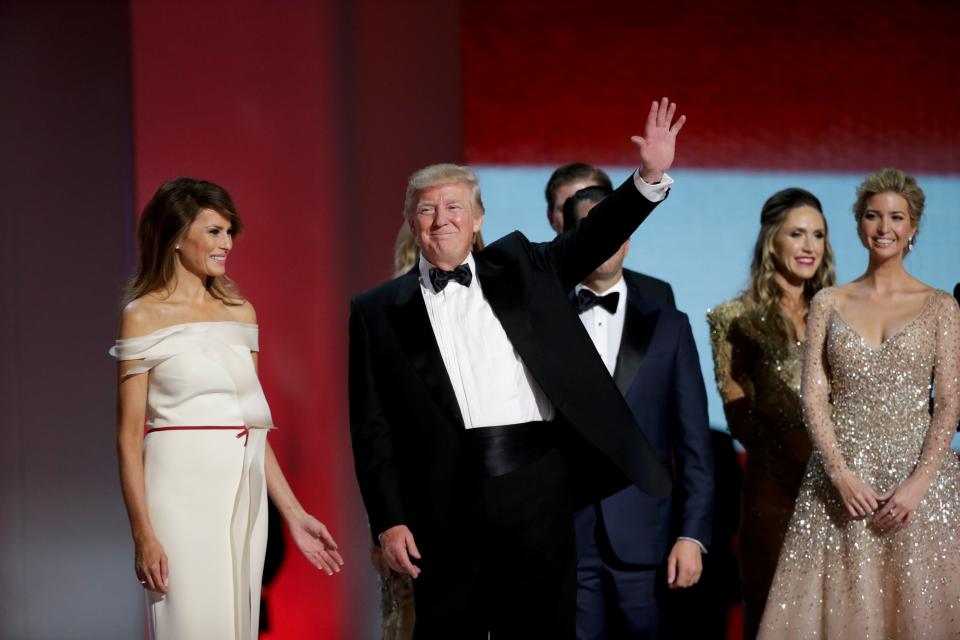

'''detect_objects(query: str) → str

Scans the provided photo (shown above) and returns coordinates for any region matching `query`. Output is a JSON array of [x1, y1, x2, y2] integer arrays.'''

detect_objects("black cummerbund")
[[465, 421, 556, 478]]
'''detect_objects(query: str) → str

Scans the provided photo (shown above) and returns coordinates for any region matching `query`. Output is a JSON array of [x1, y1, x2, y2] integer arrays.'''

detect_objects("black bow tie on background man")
[[429, 263, 473, 292], [575, 289, 620, 314]]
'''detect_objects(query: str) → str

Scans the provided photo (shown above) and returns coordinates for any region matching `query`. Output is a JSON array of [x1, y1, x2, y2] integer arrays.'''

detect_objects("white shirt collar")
[[418, 252, 476, 294]]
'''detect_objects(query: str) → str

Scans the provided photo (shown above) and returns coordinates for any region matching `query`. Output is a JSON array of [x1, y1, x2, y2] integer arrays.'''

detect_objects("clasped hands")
[[832, 468, 930, 530]]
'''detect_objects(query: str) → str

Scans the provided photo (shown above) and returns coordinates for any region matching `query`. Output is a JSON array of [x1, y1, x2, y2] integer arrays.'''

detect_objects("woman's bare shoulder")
[[224, 298, 257, 324], [119, 296, 167, 339]]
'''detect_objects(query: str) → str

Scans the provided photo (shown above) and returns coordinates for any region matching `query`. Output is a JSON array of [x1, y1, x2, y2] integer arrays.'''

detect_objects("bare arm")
[[116, 312, 168, 593], [253, 351, 344, 575]]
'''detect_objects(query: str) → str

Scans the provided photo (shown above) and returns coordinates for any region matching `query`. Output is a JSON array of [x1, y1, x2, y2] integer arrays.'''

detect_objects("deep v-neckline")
[[833, 293, 936, 352]]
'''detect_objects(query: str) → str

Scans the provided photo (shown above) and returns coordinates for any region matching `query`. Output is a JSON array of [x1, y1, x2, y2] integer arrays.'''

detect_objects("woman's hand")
[[872, 474, 931, 530], [288, 511, 344, 576], [134, 534, 169, 593], [831, 469, 881, 518]]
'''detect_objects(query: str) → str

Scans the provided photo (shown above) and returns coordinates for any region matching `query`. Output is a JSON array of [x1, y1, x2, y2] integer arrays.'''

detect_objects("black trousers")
[[412, 445, 577, 639]]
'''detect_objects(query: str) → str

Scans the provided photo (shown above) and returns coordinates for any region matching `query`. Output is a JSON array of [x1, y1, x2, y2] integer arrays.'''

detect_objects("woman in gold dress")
[[758, 169, 960, 638], [708, 188, 836, 639]]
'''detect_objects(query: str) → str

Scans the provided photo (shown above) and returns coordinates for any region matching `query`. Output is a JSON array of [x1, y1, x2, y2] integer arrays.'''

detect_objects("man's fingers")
[[666, 554, 677, 585], [406, 535, 422, 560], [670, 114, 687, 135], [657, 97, 668, 127], [386, 543, 420, 578], [645, 100, 659, 132], [397, 553, 421, 578], [665, 102, 676, 128]]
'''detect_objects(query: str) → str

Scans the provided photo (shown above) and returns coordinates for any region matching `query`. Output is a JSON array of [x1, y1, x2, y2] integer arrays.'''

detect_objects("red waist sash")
[[146, 425, 252, 446]]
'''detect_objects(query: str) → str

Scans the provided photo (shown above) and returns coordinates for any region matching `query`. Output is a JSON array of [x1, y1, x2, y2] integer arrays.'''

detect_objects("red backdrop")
[[462, 0, 960, 173], [131, 0, 348, 636]]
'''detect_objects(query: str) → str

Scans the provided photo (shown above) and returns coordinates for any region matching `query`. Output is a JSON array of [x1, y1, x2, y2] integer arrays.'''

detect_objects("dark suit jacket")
[[575, 272, 713, 565], [349, 176, 673, 550], [624, 267, 675, 309]]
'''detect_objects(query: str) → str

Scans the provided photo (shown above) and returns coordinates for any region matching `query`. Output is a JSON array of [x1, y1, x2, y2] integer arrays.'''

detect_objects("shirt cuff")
[[677, 536, 707, 554], [632, 170, 673, 202]]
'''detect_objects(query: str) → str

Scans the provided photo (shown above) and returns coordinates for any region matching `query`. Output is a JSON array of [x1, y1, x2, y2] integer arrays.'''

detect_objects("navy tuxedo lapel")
[[613, 290, 659, 395], [385, 270, 465, 430]]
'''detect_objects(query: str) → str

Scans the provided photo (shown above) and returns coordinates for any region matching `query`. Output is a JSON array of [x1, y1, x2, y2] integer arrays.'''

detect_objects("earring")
[[908, 236, 915, 249], [175, 245, 180, 250]]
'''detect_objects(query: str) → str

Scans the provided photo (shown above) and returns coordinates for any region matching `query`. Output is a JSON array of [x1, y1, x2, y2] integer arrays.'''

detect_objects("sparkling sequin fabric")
[[758, 289, 960, 639], [708, 298, 814, 638]]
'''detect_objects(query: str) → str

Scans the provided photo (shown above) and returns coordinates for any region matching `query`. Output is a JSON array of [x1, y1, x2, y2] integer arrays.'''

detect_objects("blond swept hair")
[[853, 168, 925, 255], [403, 163, 485, 219]]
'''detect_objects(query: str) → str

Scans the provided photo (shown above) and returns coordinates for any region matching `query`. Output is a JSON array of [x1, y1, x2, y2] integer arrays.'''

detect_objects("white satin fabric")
[[112, 322, 274, 640]]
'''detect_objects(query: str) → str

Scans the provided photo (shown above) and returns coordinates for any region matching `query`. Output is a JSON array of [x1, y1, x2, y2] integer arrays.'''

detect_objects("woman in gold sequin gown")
[[708, 188, 836, 639], [759, 169, 960, 639]]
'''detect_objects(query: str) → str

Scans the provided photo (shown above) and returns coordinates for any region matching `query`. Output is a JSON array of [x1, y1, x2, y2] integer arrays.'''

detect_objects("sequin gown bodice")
[[758, 289, 960, 639]]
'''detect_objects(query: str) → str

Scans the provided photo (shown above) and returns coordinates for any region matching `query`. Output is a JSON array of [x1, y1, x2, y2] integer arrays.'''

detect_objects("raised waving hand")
[[631, 97, 686, 184]]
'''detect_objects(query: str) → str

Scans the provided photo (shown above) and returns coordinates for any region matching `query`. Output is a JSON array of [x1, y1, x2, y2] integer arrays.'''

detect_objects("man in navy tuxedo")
[[546, 162, 676, 309], [565, 187, 714, 639]]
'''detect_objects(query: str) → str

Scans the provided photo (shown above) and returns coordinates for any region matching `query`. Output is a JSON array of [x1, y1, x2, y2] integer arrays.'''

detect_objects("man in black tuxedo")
[[546, 162, 676, 308], [349, 99, 685, 638], [564, 187, 714, 639]]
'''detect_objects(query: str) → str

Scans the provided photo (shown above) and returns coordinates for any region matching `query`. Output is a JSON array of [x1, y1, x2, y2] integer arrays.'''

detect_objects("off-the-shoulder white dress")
[[112, 321, 274, 640]]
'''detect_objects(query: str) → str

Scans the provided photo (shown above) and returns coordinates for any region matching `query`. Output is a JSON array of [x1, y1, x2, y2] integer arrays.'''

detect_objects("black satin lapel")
[[386, 274, 465, 430], [612, 300, 659, 395]]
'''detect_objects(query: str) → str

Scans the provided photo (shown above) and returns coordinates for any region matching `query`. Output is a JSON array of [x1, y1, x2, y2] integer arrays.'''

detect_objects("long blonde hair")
[[123, 177, 244, 307], [746, 188, 836, 342]]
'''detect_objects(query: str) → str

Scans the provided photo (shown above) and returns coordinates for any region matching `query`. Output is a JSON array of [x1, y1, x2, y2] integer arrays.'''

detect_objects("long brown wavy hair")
[[123, 177, 244, 307], [745, 187, 836, 343]]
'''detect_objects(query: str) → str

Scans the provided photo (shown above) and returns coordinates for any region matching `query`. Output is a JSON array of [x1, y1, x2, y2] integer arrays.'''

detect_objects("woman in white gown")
[[114, 177, 344, 639]]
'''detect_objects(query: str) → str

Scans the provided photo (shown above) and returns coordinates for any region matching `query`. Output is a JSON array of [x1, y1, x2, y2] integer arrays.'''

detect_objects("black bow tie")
[[429, 263, 473, 292], [575, 289, 619, 314]]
